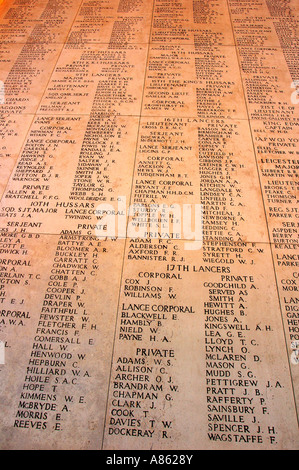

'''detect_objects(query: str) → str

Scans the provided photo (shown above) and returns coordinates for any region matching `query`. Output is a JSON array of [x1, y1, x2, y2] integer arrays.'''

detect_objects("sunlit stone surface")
[[0, 0, 298, 450]]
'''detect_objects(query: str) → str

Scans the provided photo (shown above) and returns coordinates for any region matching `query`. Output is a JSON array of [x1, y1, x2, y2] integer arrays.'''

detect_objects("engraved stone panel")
[[151, 0, 234, 46], [0, 114, 34, 198], [102, 239, 298, 450], [0, 0, 82, 44], [0, 115, 139, 235], [38, 44, 148, 116], [143, 44, 247, 119], [67, 0, 154, 45]]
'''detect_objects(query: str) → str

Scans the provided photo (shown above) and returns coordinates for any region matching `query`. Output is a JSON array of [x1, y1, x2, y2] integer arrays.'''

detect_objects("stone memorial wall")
[[0, 0, 298, 450]]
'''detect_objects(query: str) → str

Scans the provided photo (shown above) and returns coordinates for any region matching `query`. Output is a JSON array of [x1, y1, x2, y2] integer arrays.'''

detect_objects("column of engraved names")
[[13, 235, 101, 434], [0, 0, 82, 42], [2, 233, 127, 450], [105, 243, 199, 448], [203, 250, 277, 446], [103, 240, 297, 448], [0, 42, 60, 197], [67, 0, 152, 46], [197, 116, 292, 445], [0, 0, 152, 449], [150, 0, 233, 46], [0, 231, 124, 449], [102, 112, 297, 448], [228, 0, 299, 402], [0, 44, 146, 234], [0, 0, 82, 196], [103, 116, 202, 447], [127, 0, 296, 444], [66, 45, 142, 205], [103, 0, 298, 449]]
